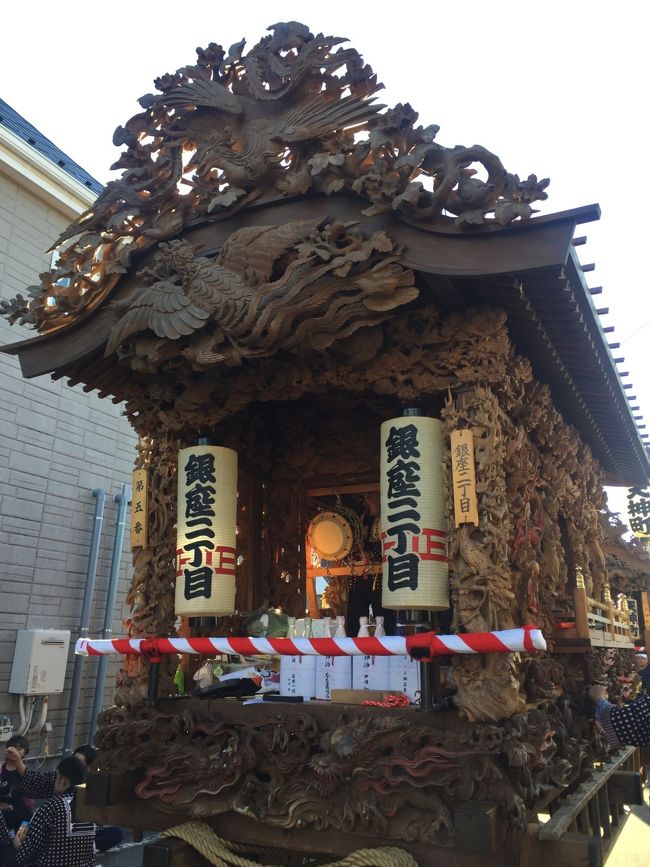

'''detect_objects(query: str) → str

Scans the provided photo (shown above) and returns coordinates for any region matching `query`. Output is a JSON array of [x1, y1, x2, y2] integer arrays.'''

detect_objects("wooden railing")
[[537, 746, 643, 866], [555, 586, 635, 650]]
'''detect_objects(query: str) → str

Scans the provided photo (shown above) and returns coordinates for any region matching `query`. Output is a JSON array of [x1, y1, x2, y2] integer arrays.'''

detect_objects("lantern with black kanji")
[[380, 413, 449, 610], [175, 444, 238, 616]]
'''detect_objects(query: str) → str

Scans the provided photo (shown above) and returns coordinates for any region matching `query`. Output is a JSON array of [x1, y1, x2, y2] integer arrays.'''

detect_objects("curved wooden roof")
[[3, 195, 647, 484]]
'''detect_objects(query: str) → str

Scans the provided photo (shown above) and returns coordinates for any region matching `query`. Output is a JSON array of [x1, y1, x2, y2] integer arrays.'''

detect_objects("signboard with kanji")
[[130, 468, 149, 548], [450, 429, 479, 527], [626, 486, 650, 538]]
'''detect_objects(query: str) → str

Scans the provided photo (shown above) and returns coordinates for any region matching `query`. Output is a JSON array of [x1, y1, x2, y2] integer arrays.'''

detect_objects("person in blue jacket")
[[589, 683, 650, 748], [635, 653, 650, 693]]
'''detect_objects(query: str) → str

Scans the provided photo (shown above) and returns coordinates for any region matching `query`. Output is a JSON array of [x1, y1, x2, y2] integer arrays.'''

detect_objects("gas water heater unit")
[[9, 629, 71, 695]]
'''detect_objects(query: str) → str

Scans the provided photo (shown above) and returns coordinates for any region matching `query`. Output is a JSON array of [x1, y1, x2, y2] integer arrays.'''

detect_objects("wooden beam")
[[607, 771, 644, 805], [85, 770, 141, 807], [607, 601, 617, 642], [538, 746, 637, 842], [540, 833, 602, 867], [77, 791, 498, 867], [143, 838, 211, 867], [453, 802, 500, 852], [306, 483, 379, 497], [305, 564, 382, 578]]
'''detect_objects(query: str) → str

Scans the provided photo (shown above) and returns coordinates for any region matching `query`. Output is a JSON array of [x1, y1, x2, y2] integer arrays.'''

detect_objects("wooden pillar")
[[603, 586, 616, 642], [114, 431, 180, 707], [641, 591, 650, 648], [573, 570, 590, 640]]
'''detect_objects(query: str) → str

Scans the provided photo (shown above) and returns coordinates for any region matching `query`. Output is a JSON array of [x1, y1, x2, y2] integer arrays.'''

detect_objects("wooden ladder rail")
[[537, 745, 643, 866]]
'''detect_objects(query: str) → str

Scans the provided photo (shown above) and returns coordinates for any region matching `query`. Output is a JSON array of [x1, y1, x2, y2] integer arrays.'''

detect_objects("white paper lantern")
[[175, 444, 238, 616], [380, 415, 449, 610]]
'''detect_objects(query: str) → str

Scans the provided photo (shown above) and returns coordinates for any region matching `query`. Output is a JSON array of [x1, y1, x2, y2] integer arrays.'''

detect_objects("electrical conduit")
[[62, 488, 106, 755], [89, 484, 129, 742]]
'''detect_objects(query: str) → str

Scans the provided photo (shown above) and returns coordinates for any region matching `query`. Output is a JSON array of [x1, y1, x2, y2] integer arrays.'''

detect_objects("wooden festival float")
[[3, 22, 649, 867]]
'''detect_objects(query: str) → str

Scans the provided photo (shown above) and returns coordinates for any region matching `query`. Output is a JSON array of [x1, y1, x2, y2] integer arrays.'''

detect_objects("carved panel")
[[96, 660, 614, 846]]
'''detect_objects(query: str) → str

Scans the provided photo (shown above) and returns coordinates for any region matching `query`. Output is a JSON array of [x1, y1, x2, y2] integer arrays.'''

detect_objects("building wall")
[[0, 160, 136, 757]]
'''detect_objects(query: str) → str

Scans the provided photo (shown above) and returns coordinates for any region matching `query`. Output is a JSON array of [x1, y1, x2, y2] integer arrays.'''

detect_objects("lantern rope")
[[162, 820, 419, 866]]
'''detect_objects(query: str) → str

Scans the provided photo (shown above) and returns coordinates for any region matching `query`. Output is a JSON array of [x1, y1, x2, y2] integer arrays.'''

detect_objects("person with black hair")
[[71, 746, 97, 768], [0, 737, 34, 834], [9, 756, 95, 866], [6, 744, 96, 801], [6, 744, 122, 854]]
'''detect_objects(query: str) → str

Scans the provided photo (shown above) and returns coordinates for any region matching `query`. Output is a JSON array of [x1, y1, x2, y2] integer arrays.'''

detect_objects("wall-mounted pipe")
[[89, 484, 130, 742], [62, 488, 106, 756]]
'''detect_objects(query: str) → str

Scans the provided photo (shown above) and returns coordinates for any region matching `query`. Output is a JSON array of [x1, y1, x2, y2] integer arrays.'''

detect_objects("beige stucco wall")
[[0, 134, 137, 758]]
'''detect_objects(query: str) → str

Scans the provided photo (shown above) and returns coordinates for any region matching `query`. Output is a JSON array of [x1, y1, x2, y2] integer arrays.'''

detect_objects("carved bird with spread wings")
[[105, 218, 418, 368]]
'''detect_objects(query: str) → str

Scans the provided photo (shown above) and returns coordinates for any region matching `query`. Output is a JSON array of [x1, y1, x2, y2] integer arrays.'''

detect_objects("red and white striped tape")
[[75, 627, 545, 659]]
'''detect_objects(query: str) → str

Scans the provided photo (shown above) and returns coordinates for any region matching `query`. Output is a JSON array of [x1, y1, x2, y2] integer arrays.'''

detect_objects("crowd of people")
[[0, 738, 122, 866]]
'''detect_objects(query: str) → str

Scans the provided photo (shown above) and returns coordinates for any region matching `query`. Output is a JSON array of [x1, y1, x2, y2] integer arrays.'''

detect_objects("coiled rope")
[[162, 820, 419, 866]]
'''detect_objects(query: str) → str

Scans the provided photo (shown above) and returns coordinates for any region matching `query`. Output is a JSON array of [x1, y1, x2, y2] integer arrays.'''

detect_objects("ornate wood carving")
[[118, 304, 511, 433], [93, 702, 572, 845], [443, 387, 513, 636], [442, 386, 525, 722], [105, 220, 417, 369], [1, 23, 548, 334], [602, 508, 650, 595], [114, 433, 180, 707]]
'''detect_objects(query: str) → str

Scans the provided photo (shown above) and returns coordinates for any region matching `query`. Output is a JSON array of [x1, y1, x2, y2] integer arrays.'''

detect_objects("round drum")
[[307, 511, 354, 561]]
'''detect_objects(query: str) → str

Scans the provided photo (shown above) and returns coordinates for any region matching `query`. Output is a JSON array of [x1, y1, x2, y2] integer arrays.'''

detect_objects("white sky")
[[3, 1, 648, 525]]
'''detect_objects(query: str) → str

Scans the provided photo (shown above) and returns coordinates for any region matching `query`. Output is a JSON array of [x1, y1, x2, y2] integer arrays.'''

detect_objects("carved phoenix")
[[106, 218, 418, 369]]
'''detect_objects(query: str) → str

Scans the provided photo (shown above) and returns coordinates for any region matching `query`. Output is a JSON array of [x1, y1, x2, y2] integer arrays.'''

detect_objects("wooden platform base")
[[79, 793, 503, 867]]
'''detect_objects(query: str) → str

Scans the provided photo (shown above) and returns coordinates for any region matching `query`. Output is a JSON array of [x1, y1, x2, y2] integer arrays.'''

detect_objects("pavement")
[[607, 784, 650, 867]]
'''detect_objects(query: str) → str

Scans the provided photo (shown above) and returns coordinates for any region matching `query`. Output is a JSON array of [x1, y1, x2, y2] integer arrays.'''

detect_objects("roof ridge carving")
[[0, 21, 548, 335]]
